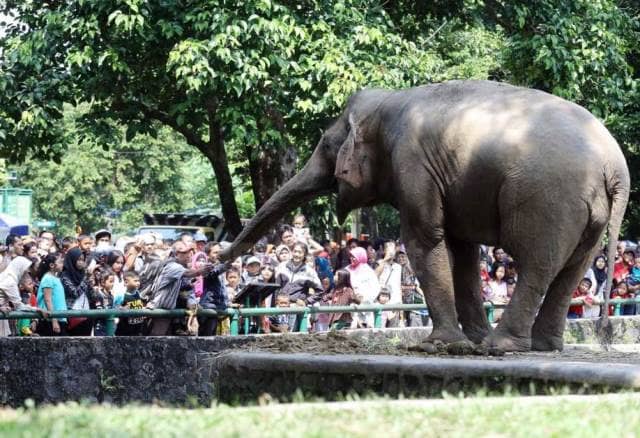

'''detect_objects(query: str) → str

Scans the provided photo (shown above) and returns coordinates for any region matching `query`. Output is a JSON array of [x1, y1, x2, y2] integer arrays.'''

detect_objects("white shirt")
[[378, 262, 402, 304]]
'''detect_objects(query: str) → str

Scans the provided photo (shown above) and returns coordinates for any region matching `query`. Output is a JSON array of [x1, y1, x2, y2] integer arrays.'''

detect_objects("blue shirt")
[[37, 273, 68, 322]]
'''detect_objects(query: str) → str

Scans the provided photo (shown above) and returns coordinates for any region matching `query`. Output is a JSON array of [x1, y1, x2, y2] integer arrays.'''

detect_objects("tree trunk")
[[247, 144, 297, 209], [141, 103, 243, 236], [204, 153, 242, 237], [361, 206, 379, 240]]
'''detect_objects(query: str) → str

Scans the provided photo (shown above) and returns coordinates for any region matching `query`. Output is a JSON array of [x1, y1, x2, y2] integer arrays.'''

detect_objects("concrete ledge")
[[1, 317, 639, 407], [209, 352, 640, 403], [0, 336, 257, 406], [565, 316, 640, 344]]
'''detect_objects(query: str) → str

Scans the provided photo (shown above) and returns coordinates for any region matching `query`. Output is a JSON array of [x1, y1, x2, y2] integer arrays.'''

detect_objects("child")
[[610, 279, 635, 316], [327, 269, 361, 330], [567, 278, 593, 319], [292, 213, 310, 244], [17, 274, 38, 336], [242, 256, 263, 285], [268, 293, 292, 333], [91, 269, 115, 336], [116, 271, 145, 336], [479, 258, 490, 283], [311, 275, 333, 332], [375, 287, 397, 328], [225, 268, 242, 303], [626, 253, 640, 293], [191, 252, 208, 300]]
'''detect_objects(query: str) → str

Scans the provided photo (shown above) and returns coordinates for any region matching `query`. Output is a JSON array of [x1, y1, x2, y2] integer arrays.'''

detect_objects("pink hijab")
[[191, 251, 207, 298], [348, 247, 368, 269], [347, 246, 380, 303]]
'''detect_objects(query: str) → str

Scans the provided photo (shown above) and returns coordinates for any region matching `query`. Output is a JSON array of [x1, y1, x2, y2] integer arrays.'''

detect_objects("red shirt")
[[567, 289, 583, 317], [613, 261, 630, 282]]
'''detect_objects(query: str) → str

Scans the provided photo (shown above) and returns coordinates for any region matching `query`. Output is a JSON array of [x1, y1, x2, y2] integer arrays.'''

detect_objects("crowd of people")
[[0, 214, 428, 337], [0, 214, 638, 338], [480, 241, 640, 320]]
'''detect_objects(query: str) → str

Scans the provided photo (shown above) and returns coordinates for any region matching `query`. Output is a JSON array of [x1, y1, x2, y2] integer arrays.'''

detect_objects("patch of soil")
[[237, 331, 640, 365]]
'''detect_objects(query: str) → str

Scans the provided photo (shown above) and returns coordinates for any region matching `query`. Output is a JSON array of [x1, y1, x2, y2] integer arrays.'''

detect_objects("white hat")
[[245, 256, 261, 266], [141, 234, 156, 244]]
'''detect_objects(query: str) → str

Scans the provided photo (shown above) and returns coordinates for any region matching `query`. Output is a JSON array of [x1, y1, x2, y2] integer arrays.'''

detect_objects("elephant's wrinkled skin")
[[223, 80, 630, 352]]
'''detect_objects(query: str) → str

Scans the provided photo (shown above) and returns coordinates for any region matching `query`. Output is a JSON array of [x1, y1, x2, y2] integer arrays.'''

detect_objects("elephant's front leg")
[[448, 238, 491, 344], [403, 231, 469, 347]]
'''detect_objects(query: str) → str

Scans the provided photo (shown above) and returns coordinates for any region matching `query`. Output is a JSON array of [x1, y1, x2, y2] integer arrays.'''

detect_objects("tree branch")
[[205, 96, 221, 151], [139, 105, 208, 152]]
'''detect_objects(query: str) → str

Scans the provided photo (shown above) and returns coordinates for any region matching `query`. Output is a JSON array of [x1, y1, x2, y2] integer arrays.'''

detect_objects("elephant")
[[222, 80, 630, 353]]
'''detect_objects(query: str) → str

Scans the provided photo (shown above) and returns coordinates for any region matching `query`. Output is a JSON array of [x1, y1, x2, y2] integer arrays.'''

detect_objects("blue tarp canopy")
[[0, 213, 29, 239]]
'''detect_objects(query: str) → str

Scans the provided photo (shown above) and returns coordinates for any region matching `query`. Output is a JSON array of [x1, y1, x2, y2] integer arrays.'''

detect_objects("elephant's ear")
[[335, 113, 365, 189]]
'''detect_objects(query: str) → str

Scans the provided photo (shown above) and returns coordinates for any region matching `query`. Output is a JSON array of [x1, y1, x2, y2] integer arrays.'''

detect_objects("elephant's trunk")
[[221, 149, 335, 261]]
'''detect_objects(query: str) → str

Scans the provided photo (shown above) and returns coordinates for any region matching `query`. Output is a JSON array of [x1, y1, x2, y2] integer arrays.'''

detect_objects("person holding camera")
[[375, 241, 402, 306]]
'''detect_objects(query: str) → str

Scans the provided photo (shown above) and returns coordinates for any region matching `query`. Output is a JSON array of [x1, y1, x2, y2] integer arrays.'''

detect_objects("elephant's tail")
[[601, 165, 630, 338]]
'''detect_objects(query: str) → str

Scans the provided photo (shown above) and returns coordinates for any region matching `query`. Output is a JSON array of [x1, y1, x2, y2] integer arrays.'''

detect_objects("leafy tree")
[[4, 0, 639, 240], [0, 0, 502, 238], [12, 105, 232, 236], [493, 0, 640, 236]]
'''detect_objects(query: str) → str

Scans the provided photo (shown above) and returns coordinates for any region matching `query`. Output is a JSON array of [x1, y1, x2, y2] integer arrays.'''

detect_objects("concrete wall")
[[0, 337, 253, 406], [1, 317, 639, 406], [564, 316, 640, 344]]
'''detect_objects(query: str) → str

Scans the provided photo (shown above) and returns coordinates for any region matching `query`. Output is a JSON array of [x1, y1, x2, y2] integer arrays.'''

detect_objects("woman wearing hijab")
[[106, 250, 126, 307], [0, 256, 47, 336], [347, 246, 380, 328], [583, 255, 608, 318], [60, 247, 93, 336]]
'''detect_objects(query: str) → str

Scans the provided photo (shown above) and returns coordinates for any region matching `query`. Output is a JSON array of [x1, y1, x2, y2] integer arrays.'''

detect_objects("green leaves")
[[3, 0, 640, 237]]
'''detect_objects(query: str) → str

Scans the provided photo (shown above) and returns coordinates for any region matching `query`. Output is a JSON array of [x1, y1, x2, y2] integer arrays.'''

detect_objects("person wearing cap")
[[145, 240, 214, 335], [94, 229, 112, 247], [193, 232, 207, 253], [274, 244, 291, 263], [124, 234, 156, 273], [242, 256, 263, 285]]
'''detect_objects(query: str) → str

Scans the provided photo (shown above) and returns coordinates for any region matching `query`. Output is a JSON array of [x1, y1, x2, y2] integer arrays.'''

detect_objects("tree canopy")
[[1, 0, 640, 238]]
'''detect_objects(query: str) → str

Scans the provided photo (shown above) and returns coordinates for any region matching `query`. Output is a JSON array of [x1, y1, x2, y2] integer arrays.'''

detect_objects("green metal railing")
[[2, 298, 638, 336]]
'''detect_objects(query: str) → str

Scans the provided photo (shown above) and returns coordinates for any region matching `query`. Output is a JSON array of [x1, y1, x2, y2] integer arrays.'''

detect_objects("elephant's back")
[[397, 80, 628, 244], [406, 80, 624, 175]]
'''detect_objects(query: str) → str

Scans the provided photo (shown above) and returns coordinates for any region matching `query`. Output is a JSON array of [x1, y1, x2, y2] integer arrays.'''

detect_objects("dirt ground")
[[238, 330, 640, 365]]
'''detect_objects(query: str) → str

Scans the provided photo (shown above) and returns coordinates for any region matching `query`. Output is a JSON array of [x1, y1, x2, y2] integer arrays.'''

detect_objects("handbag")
[[68, 293, 89, 330]]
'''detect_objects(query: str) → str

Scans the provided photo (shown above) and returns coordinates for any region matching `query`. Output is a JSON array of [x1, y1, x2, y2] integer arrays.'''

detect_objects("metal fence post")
[[374, 309, 382, 328], [230, 310, 239, 336], [299, 308, 310, 333], [614, 302, 621, 316], [105, 317, 116, 336], [486, 304, 494, 324]]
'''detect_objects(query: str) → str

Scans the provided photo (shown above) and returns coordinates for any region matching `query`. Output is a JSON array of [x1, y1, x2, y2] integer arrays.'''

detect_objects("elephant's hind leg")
[[532, 221, 605, 351], [449, 238, 491, 344], [485, 197, 588, 352], [530, 256, 592, 351]]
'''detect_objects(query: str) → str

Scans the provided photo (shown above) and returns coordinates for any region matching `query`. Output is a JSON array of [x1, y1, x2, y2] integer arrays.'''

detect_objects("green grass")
[[0, 394, 638, 437]]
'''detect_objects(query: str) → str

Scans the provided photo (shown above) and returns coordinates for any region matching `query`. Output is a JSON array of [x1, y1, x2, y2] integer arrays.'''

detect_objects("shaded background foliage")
[[1, 0, 639, 239]]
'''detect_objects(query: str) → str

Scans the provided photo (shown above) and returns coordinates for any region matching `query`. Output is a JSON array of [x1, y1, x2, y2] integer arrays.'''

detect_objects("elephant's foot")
[[409, 327, 486, 356], [409, 338, 485, 356], [427, 326, 469, 345], [531, 330, 564, 352], [462, 325, 491, 345], [483, 331, 531, 353]]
